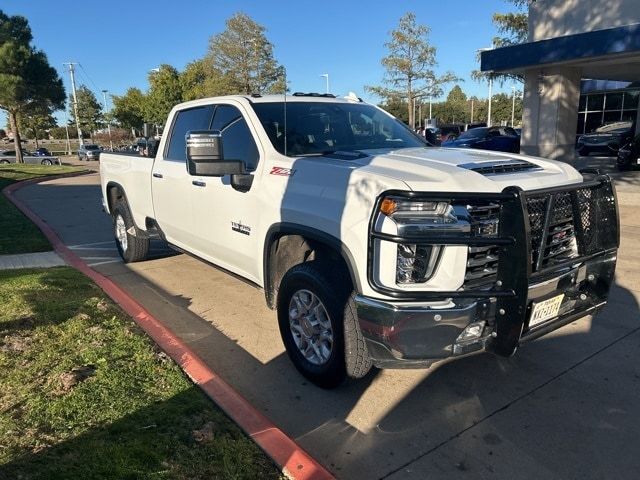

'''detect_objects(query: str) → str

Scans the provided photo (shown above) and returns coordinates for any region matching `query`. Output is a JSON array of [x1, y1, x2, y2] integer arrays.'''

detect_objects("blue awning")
[[481, 23, 640, 72]]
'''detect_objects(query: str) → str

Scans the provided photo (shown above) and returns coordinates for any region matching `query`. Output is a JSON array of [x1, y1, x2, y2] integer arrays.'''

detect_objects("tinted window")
[[251, 102, 426, 156], [458, 128, 488, 140], [166, 105, 214, 161], [211, 105, 259, 170], [85, 145, 99, 150]]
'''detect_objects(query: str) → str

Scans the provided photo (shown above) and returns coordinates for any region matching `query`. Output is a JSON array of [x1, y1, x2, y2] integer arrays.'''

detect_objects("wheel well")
[[106, 183, 125, 213], [264, 232, 355, 310]]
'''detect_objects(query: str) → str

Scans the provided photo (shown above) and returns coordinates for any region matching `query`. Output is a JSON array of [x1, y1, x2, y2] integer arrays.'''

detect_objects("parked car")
[[576, 121, 634, 157], [442, 126, 521, 153], [78, 144, 101, 161], [0, 149, 60, 165], [32, 147, 52, 156], [100, 94, 618, 389], [616, 135, 640, 171]]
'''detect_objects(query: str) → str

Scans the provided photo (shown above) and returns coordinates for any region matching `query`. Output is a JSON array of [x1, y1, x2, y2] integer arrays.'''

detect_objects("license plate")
[[529, 294, 564, 328]]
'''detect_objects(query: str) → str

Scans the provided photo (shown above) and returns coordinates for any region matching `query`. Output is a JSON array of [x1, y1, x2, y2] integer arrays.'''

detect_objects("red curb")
[[3, 175, 334, 480]]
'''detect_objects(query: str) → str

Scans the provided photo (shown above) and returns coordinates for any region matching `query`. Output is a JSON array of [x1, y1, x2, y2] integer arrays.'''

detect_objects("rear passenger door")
[[151, 104, 214, 248]]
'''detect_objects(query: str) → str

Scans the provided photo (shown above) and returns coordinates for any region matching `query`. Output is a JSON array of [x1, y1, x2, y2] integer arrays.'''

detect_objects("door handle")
[[152, 172, 163, 178], [192, 180, 206, 187]]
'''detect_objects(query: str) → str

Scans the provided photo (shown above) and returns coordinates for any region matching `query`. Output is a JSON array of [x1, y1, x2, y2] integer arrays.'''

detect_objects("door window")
[[166, 105, 215, 161], [211, 105, 259, 171]]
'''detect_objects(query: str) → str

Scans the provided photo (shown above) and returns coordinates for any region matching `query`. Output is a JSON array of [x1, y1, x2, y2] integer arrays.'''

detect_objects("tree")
[[366, 12, 458, 128], [207, 13, 285, 95], [444, 85, 468, 123], [144, 64, 182, 126], [180, 59, 232, 101], [489, 91, 523, 125], [49, 125, 77, 140], [112, 87, 147, 134], [472, 0, 530, 85], [18, 104, 57, 147], [0, 10, 65, 163], [69, 85, 102, 140]]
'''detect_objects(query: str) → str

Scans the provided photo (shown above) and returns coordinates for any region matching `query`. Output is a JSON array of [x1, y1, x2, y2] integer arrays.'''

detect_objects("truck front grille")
[[464, 203, 500, 286]]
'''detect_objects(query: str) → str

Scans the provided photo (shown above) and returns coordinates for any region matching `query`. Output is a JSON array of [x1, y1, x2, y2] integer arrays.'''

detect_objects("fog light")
[[456, 321, 487, 343], [396, 244, 438, 284]]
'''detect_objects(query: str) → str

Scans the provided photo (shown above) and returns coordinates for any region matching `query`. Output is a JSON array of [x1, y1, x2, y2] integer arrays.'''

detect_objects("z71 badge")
[[270, 166, 295, 177]]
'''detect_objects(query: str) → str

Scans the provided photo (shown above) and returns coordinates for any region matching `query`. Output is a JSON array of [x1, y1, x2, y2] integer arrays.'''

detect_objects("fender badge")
[[231, 221, 251, 236], [270, 166, 295, 177]]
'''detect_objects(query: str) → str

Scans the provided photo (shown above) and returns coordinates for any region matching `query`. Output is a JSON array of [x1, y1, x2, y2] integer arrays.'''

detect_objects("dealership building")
[[481, 0, 640, 160]]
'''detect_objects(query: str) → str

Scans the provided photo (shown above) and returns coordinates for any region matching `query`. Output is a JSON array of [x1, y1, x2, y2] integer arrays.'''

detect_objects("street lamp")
[[511, 86, 517, 127], [320, 73, 329, 94], [101, 89, 113, 151], [477, 47, 494, 127]]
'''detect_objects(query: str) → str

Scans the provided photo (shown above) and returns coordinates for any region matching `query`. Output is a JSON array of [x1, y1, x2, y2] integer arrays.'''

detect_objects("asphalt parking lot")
[[14, 156, 640, 479]]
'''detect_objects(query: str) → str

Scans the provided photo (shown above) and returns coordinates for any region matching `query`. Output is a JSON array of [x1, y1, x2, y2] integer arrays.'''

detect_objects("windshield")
[[85, 145, 99, 150], [457, 128, 488, 140], [251, 101, 427, 156]]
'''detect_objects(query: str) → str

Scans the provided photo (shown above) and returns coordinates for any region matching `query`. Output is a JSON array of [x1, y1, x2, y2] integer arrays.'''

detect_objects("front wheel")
[[41, 159, 53, 166], [277, 262, 372, 388], [112, 200, 149, 263], [0, 160, 9, 164]]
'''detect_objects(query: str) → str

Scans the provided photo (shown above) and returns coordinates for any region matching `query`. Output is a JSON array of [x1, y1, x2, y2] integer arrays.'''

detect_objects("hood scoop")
[[458, 159, 542, 176]]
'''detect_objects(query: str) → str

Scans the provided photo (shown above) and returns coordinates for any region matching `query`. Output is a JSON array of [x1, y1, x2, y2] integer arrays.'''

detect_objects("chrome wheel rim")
[[115, 214, 128, 252], [288, 289, 333, 365]]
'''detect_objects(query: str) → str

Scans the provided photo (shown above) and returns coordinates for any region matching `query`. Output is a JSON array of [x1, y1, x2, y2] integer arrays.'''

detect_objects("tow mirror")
[[186, 130, 244, 177]]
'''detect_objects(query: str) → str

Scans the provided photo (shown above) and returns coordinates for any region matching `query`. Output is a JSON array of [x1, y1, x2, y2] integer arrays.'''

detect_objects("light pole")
[[471, 98, 475, 123], [101, 89, 113, 151], [63, 62, 84, 146], [487, 76, 493, 127], [511, 86, 517, 127], [477, 47, 494, 127], [320, 73, 329, 94]]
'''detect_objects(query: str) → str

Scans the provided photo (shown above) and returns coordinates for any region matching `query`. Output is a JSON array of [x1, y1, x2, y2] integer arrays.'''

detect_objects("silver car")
[[0, 149, 61, 165], [78, 144, 101, 161]]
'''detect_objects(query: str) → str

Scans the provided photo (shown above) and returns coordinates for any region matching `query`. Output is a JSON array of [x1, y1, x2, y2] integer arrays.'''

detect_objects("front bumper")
[[359, 172, 619, 368]]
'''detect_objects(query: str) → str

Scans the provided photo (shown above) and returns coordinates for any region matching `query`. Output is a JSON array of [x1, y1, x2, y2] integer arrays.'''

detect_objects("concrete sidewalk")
[[0, 251, 65, 270], [12, 168, 640, 479]]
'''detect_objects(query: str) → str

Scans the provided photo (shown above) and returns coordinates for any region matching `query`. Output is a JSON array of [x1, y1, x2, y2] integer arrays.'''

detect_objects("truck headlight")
[[376, 196, 470, 285]]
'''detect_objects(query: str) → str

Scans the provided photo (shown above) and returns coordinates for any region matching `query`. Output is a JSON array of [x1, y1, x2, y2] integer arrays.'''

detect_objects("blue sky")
[[3, 0, 519, 122]]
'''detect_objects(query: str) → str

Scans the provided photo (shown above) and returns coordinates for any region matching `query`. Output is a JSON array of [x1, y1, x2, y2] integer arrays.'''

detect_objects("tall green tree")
[[207, 13, 285, 95], [18, 104, 57, 147], [472, 0, 530, 85], [180, 59, 232, 101], [144, 64, 182, 126], [0, 10, 65, 163], [444, 85, 468, 123], [112, 87, 147, 133], [366, 12, 458, 128], [69, 85, 102, 140]]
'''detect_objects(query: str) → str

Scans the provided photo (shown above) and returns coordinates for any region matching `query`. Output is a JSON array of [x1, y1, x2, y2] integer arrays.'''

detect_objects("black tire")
[[112, 199, 149, 263], [277, 262, 372, 388], [0, 160, 9, 164], [41, 159, 53, 166], [578, 146, 589, 157]]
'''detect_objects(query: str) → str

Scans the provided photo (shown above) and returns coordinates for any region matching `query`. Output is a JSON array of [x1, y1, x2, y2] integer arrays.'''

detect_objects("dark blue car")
[[442, 126, 520, 153]]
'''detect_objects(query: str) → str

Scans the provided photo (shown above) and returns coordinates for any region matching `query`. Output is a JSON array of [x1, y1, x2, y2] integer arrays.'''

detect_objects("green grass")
[[0, 164, 85, 255], [0, 267, 281, 479]]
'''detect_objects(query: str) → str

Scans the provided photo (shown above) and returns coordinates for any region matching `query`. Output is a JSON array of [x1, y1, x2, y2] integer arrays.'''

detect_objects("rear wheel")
[[0, 160, 9, 164], [41, 159, 53, 166], [112, 199, 149, 263], [277, 262, 372, 388]]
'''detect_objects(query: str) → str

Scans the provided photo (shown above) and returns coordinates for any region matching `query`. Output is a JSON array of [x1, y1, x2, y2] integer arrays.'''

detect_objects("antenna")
[[283, 67, 288, 157]]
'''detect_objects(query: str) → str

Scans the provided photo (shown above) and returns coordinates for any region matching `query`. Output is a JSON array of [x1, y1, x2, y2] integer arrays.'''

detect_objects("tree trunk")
[[34, 129, 39, 149], [407, 80, 414, 129], [9, 111, 24, 164]]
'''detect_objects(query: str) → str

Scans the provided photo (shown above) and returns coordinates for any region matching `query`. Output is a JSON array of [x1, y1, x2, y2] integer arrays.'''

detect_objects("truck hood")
[[351, 147, 583, 193]]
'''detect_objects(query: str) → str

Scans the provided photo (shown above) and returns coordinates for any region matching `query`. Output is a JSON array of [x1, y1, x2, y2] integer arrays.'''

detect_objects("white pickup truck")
[[100, 93, 619, 388]]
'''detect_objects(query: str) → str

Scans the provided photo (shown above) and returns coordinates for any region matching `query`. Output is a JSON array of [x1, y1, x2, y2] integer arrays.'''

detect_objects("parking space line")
[[68, 241, 114, 248]]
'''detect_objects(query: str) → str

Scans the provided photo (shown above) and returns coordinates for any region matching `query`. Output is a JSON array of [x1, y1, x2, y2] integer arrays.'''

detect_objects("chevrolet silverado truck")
[[100, 93, 619, 388]]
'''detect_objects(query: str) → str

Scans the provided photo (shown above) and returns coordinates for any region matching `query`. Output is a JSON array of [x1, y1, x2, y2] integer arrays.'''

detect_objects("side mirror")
[[186, 130, 244, 177]]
